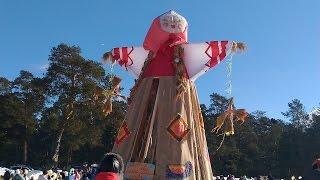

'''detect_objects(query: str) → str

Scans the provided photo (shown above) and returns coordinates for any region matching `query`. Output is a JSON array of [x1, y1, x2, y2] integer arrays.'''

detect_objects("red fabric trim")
[[205, 41, 218, 68], [95, 172, 119, 180], [127, 47, 134, 66], [219, 41, 228, 60], [205, 41, 229, 68], [114, 47, 134, 70], [113, 48, 120, 60], [119, 47, 128, 65]]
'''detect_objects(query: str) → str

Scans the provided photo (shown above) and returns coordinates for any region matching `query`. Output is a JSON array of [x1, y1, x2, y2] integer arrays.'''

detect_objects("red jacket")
[[142, 36, 189, 78], [95, 172, 119, 180]]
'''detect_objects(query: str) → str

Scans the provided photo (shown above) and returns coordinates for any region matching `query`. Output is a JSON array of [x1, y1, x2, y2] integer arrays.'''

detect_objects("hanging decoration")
[[94, 75, 125, 116], [212, 41, 248, 136], [210, 42, 248, 156], [212, 98, 248, 136]]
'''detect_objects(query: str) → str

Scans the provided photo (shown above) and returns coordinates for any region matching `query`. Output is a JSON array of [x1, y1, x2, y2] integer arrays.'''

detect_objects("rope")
[[212, 46, 235, 156], [225, 53, 234, 98], [108, 63, 115, 85], [212, 133, 226, 157]]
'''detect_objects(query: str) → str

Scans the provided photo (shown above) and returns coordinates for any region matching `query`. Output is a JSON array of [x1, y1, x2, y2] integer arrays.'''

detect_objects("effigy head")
[[143, 10, 188, 53], [159, 10, 187, 33]]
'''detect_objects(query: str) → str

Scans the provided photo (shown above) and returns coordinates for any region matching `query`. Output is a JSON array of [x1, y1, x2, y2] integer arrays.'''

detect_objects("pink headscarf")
[[143, 10, 188, 53]]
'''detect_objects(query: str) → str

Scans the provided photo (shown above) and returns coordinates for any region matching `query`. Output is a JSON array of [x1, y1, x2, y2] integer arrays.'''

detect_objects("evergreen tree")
[[12, 70, 46, 163], [45, 43, 106, 166], [0, 77, 11, 95], [282, 99, 310, 129]]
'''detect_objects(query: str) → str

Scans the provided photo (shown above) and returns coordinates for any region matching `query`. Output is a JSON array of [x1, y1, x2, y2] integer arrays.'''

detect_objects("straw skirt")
[[112, 76, 213, 180]]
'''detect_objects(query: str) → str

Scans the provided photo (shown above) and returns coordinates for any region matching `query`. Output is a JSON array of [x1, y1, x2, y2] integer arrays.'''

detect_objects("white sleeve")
[[182, 41, 232, 81], [110, 46, 149, 78]]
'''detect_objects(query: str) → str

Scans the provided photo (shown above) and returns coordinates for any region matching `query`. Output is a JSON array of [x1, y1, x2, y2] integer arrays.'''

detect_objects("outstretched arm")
[[182, 41, 246, 81], [103, 46, 149, 78]]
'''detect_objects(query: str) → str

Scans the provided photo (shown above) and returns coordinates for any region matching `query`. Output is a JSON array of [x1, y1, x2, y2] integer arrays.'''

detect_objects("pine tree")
[[45, 43, 106, 166], [12, 70, 46, 163], [282, 99, 310, 129]]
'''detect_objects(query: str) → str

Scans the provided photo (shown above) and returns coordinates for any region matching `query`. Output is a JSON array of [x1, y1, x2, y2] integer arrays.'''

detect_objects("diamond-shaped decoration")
[[115, 122, 131, 145], [125, 162, 155, 179], [167, 114, 190, 141], [166, 161, 193, 179]]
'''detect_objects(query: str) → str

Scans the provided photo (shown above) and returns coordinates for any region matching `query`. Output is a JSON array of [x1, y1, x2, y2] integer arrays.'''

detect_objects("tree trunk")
[[23, 139, 27, 164], [52, 76, 76, 167], [23, 104, 28, 164], [23, 103, 28, 164], [52, 128, 65, 167], [66, 148, 72, 167], [51, 104, 73, 167]]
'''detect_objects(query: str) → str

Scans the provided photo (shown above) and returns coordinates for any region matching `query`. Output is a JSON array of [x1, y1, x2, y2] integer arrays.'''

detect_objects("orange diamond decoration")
[[115, 122, 131, 145], [167, 114, 190, 141]]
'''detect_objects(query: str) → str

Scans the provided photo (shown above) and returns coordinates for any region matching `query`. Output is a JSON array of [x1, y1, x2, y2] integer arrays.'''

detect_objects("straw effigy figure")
[[102, 10, 246, 179]]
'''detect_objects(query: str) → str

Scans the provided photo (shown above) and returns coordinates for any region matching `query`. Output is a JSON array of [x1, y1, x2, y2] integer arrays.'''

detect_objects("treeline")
[[202, 94, 319, 178], [0, 44, 319, 178], [0, 44, 126, 169]]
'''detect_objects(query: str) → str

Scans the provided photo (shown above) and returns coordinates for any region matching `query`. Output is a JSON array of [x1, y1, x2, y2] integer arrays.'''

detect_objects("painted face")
[[160, 11, 187, 33]]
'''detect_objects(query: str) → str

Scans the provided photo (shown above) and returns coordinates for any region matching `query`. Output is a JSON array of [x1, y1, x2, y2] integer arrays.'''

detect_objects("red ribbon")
[[112, 47, 134, 70], [204, 41, 228, 68], [113, 48, 120, 60], [219, 41, 228, 60]]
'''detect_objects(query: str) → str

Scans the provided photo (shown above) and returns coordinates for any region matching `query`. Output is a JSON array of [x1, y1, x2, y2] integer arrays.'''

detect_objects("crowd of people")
[[0, 152, 306, 180], [1, 171, 304, 180], [212, 174, 303, 180], [0, 153, 123, 180]]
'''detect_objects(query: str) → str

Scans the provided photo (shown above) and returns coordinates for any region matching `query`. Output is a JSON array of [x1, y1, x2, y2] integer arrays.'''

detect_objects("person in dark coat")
[[95, 153, 124, 180], [4, 170, 12, 180], [13, 169, 24, 180]]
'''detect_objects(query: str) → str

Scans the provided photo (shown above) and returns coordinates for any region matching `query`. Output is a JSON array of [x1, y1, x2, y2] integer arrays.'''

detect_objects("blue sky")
[[0, 0, 319, 119]]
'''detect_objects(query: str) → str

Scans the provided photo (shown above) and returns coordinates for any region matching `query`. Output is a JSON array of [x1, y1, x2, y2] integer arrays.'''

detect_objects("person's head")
[[60, 171, 65, 178], [47, 170, 52, 180], [43, 170, 48, 176], [49, 172, 57, 180], [4, 170, 11, 179], [15, 169, 21, 174], [69, 168, 75, 175], [99, 153, 123, 174], [47, 170, 53, 175], [22, 168, 28, 175]]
